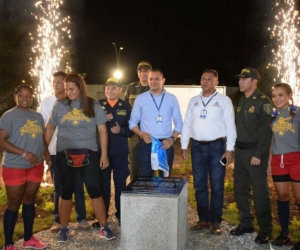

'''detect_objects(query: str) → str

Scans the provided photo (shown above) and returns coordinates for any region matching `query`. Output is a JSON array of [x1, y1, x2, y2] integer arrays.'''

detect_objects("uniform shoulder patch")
[[263, 103, 272, 114]]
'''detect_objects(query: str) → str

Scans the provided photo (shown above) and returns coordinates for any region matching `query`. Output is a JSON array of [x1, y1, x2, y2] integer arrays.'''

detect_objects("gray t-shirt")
[[49, 98, 107, 151], [272, 107, 300, 154], [0, 107, 45, 169]]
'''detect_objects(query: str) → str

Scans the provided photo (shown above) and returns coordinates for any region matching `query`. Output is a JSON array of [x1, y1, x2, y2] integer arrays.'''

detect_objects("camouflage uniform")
[[234, 88, 273, 234]]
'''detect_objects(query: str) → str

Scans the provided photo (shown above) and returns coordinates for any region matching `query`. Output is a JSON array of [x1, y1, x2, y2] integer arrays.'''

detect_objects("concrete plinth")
[[121, 177, 188, 250]]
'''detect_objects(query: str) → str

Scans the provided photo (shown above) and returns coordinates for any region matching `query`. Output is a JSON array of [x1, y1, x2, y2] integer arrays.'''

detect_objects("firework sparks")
[[30, 0, 72, 104], [268, 0, 300, 104]]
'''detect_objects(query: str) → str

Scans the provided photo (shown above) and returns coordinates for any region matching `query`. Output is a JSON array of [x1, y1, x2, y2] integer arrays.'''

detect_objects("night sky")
[[70, 0, 276, 86], [0, 0, 286, 86]]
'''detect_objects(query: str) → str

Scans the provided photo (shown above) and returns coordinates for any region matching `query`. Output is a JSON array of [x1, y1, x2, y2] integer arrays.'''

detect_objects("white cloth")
[[181, 91, 236, 151], [40, 95, 57, 155]]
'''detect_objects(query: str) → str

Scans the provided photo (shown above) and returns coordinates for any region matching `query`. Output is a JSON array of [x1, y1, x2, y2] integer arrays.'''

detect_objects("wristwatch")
[[227, 150, 234, 153], [171, 136, 176, 142]]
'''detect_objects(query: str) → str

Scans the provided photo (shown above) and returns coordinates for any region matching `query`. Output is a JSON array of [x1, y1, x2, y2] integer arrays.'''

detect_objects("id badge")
[[200, 110, 207, 119], [157, 115, 163, 125]]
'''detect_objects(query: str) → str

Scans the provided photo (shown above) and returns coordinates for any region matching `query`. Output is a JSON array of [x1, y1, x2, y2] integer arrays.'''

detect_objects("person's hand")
[[106, 113, 113, 121], [181, 149, 188, 160], [221, 151, 234, 165], [111, 122, 120, 134], [250, 156, 261, 166], [162, 138, 174, 149], [24, 151, 40, 166], [43, 153, 52, 168], [99, 154, 109, 170], [140, 132, 152, 144]]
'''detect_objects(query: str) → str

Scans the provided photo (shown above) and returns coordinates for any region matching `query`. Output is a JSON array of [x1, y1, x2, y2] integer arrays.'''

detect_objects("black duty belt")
[[192, 137, 225, 145], [236, 141, 257, 150]]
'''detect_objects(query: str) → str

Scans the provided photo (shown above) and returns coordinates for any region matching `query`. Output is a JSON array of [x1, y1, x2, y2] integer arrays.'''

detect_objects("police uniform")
[[234, 88, 273, 234], [125, 81, 150, 181], [98, 97, 133, 220]]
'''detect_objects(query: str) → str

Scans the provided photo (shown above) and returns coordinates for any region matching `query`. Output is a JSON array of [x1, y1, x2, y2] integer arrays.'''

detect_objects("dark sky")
[[70, 0, 275, 85]]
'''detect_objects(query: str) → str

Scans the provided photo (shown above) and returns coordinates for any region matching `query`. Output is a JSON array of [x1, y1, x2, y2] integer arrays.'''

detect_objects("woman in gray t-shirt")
[[45, 73, 116, 242], [0, 85, 50, 250], [268, 83, 300, 248]]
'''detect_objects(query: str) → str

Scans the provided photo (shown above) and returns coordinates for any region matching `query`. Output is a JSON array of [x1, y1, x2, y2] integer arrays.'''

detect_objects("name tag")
[[200, 110, 207, 119], [157, 115, 163, 124], [116, 110, 126, 116]]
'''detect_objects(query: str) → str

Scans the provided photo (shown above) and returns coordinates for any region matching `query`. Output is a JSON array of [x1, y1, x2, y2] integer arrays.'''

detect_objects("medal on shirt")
[[157, 114, 163, 125], [200, 110, 207, 119]]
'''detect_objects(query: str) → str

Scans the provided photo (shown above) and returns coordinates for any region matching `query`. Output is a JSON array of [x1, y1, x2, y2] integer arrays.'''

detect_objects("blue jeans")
[[50, 155, 86, 223], [100, 152, 130, 219], [139, 139, 174, 177], [191, 138, 225, 224]]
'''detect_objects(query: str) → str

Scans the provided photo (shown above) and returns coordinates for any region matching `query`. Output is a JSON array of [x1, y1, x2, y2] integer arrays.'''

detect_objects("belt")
[[236, 141, 257, 150], [193, 137, 225, 145]]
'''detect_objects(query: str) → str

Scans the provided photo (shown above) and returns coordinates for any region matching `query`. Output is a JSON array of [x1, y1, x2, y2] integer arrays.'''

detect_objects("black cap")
[[105, 77, 122, 87], [137, 61, 152, 70], [234, 67, 260, 80]]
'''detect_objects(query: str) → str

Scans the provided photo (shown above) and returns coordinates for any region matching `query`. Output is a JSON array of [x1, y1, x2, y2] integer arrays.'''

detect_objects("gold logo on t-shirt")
[[272, 117, 295, 136], [62, 108, 90, 125], [19, 120, 43, 139]]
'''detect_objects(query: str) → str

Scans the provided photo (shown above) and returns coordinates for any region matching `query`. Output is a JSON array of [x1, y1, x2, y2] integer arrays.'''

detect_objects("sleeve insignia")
[[263, 104, 272, 114]]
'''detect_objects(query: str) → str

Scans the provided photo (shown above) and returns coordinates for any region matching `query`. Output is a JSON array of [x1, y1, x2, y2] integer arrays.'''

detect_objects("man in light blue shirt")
[[129, 69, 183, 177]]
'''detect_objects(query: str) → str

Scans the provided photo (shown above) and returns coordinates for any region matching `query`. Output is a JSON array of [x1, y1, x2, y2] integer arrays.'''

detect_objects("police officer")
[[229, 67, 273, 244], [125, 61, 152, 181], [99, 77, 133, 223]]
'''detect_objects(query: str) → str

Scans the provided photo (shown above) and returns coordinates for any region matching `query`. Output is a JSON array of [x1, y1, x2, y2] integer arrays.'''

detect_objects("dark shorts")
[[271, 151, 300, 182], [2, 162, 44, 186]]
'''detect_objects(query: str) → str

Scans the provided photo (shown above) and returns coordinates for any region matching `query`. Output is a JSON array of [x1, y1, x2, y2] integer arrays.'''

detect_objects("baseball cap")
[[234, 67, 260, 80], [105, 77, 122, 87], [137, 61, 152, 70]]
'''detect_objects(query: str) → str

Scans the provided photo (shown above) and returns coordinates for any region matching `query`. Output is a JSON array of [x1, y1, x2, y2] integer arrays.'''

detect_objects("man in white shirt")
[[181, 69, 236, 234], [40, 71, 89, 232]]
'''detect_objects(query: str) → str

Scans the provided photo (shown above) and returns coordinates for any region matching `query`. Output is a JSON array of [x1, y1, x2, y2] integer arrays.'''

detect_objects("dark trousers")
[[128, 134, 141, 181], [191, 139, 225, 224], [234, 148, 273, 234], [100, 152, 130, 219], [56, 151, 102, 200], [50, 155, 86, 223], [139, 139, 174, 177]]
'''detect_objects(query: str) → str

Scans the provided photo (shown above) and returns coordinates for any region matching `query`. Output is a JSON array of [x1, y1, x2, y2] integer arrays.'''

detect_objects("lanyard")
[[150, 92, 165, 113], [201, 92, 218, 109]]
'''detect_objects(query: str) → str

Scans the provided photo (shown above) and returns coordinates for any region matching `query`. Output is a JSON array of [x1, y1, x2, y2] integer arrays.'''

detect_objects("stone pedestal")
[[121, 177, 188, 250]]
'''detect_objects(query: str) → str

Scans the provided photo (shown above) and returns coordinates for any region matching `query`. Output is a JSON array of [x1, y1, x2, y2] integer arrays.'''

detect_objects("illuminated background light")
[[268, 0, 300, 104]]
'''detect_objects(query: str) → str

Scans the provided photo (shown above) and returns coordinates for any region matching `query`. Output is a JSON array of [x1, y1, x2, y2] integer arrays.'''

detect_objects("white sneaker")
[[77, 220, 90, 230], [50, 222, 61, 233]]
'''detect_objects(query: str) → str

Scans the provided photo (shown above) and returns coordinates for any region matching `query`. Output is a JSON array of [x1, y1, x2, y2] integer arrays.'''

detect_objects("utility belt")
[[236, 141, 257, 150]]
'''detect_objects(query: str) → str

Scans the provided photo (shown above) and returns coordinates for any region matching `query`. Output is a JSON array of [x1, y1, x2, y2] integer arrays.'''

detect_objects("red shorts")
[[2, 162, 44, 186], [271, 152, 300, 182]]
